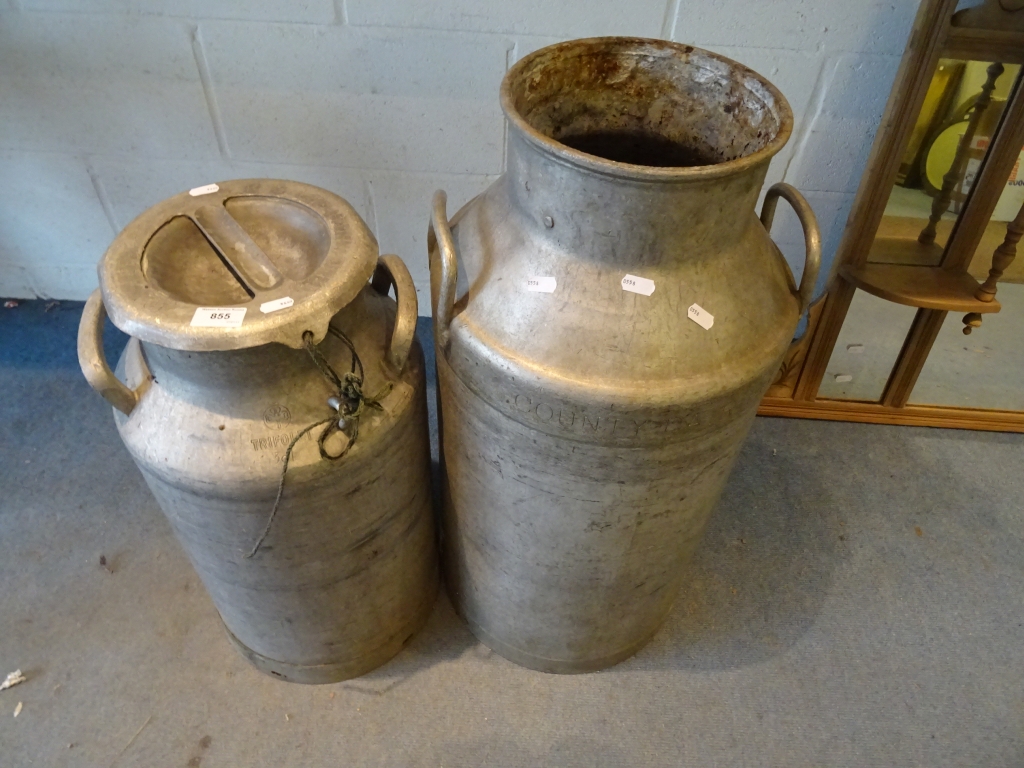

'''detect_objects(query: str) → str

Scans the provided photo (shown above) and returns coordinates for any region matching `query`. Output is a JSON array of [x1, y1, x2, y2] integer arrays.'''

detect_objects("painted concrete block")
[[513, 35, 575, 63], [22, 0, 335, 24], [0, 151, 113, 299], [89, 157, 369, 233], [0, 263, 36, 300], [0, 261, 98, 301], [12, 262, 101, 301], [201, 22, 508, 174], [0, 13, 220, 159], [0, 2, 916, 302], [673, 0, 918, 56], [87, 158, 234, 232], [786, 54, 900, 195], [367, 171, 498, 311], [348, 0, 670, 38]]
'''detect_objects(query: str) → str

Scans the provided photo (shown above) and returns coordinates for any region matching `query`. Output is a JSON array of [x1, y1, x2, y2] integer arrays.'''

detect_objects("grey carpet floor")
[[1, 299, 1022, 767]]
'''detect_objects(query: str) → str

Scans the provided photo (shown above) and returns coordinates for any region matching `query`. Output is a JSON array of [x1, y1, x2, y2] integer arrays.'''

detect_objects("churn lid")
[[98, 179, 377, 351]]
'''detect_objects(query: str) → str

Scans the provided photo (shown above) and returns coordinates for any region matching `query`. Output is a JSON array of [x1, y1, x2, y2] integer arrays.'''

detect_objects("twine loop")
[[244, 327, 392, 559]]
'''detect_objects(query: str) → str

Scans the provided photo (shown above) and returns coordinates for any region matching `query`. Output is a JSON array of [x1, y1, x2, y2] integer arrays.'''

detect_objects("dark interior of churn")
[[559, 130, 721, 168]]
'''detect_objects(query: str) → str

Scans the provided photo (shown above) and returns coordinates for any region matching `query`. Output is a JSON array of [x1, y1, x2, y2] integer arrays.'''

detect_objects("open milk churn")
[[429, 38, 821, 672], [78, 179, 437, 683]]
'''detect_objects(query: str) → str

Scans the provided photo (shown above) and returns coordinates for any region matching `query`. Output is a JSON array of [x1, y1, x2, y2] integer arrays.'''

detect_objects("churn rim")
[[500, 37, 794, 182]]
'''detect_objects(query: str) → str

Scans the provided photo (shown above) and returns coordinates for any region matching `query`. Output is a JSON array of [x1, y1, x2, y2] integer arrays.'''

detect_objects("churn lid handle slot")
[[191, 204, 283, 292]]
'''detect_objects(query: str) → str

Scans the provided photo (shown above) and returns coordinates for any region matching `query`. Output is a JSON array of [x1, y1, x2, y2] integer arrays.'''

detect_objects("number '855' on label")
[[191, 307, 247, 328]]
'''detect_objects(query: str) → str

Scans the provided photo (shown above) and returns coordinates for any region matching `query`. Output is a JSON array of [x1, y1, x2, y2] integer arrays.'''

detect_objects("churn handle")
[[428, 190, 457, 350], [77, 289, 141, 416], [371, 253, 418, 373], [759, 183, 821, 315]]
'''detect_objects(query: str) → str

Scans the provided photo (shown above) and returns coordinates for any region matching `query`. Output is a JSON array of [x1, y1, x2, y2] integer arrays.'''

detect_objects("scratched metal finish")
[[117, 292, 436, 683], [78, 183, 437, 684], [429, 38, 819, 673]]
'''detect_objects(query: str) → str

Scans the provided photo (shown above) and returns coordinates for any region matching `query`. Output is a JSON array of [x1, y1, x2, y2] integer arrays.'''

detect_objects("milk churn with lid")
[[429, 38, 821, 673], [78, 179, 437, 683]]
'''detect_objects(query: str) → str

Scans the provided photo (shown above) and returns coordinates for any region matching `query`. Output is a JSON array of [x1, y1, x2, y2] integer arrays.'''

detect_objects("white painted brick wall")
[[22, 0, 337, 25], [0, 1, 920, 307], [346, 0, 671, 38], [200, 22, 509, 174], [0, 14, 219, 159]]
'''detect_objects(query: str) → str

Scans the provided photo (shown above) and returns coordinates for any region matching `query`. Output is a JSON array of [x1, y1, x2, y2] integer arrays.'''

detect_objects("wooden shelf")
[[867, 233, 945, 267], [839, 262, 1001, 313], [871, 219, 1024, 282]]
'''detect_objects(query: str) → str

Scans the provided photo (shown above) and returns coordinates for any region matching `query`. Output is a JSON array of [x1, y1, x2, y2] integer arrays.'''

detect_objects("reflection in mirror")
[[911, 283, 1024, 409], [869, 59, 1021, 273], [818, 291, 918, 402]]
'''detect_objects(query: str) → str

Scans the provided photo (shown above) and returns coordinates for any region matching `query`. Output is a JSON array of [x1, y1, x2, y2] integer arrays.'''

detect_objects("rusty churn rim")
[[500, 37, 794, 183]]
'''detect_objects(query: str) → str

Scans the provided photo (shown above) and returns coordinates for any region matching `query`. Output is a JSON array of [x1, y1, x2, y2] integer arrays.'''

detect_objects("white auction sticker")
[[621, 274, 655, 296], [189, 183, 219, 197], [687, 303, 714, 330], [526, 276, 557, 293], [191, 307, 247, 328], [260, 296, 295, 314]]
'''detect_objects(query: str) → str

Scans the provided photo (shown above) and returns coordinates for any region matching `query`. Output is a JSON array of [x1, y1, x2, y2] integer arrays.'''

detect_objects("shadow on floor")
[[338, 590, 478, 697], [642, 421, 841, 672]]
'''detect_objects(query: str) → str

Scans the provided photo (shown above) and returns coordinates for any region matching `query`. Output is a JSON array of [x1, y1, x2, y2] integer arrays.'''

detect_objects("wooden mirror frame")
[[759, 0, 1024, 432]]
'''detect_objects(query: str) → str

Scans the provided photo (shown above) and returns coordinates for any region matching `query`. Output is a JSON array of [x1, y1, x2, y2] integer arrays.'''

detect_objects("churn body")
[[429, 39, 820, 672], [79, 180, 437, 683]]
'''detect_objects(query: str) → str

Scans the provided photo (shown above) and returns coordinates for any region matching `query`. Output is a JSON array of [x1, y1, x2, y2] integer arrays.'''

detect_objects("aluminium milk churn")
[[78, 179, 437, 683], [429, 38, 821, 672]]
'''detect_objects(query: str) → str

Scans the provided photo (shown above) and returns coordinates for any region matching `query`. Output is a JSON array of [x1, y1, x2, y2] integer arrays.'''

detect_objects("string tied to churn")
[[244, 327, 392, 558]]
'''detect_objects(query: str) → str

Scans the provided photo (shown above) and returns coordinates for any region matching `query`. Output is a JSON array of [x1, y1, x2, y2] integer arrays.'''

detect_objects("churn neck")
[[504, 130, 772, 260], [141, 340, 317, 394], [498, 37, 792, 264]]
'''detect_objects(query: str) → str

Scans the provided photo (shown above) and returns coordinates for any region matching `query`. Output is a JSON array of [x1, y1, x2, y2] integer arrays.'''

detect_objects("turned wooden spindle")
[[978, 200, 1024, 300], [920, 62, 1005, 245], [961, 200, 1024, 334]]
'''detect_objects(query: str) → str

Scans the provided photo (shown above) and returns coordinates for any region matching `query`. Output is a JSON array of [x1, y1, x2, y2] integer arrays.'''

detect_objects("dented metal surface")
[[430, 38, 819, 673], [79, 183, 437, 683]]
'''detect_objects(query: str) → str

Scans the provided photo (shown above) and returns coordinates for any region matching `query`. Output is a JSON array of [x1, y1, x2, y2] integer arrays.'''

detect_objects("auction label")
[[260, 296, 294, 314], [191, 307, 247, 327], [687, 303, 714, 330], [526, 276, 557, 293], [621, 274, 655, 296]]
